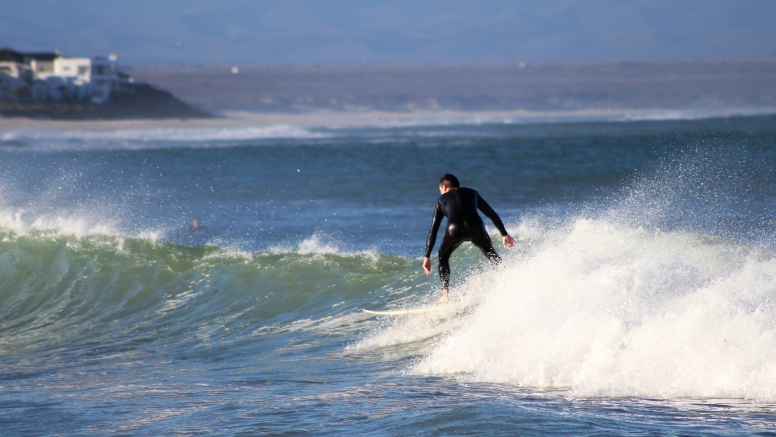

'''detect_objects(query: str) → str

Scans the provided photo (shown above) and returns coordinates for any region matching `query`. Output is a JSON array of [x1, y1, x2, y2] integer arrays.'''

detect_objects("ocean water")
[[2, 114, 776, 435]]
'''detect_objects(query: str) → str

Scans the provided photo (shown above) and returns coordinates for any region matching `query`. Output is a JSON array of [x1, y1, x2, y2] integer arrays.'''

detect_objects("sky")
[[2, 0, 775, 66]]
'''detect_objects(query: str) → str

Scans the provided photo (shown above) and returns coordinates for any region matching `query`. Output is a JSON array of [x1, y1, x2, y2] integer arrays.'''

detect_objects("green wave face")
[[0, 228, 424, 362]]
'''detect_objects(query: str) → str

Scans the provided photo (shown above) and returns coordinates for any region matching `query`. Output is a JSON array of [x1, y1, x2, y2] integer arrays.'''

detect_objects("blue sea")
[[2, 114, 776, 435]]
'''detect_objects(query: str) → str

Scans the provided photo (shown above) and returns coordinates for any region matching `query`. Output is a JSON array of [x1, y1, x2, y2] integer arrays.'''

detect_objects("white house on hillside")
[[49, 57, 91, 83], [0, 61, 46, 100], [0, 48, 133, 103], [90, 54, 134, 103]]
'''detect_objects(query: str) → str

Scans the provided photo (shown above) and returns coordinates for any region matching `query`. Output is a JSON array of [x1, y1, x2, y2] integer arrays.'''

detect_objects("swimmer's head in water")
[[439, 173, 460, 189]]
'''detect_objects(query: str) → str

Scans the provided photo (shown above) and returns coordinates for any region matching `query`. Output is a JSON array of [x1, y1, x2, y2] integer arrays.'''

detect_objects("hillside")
[[0, 83, 211, 120]]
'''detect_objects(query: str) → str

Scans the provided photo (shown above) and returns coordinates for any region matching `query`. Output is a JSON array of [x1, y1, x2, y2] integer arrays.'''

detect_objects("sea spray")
[[409, 219, 776, 400], [604, 140, 776, 244]]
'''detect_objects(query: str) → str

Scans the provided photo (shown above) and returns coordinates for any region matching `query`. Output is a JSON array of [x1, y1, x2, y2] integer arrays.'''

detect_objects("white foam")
[[266, 233, 380, 261], [0, 208, 120, 239], [296, 234, 343, 255], [201, 247, 254, 262], [1, 124, 329, 147], [403, 219, 776, 401], [0, 204, 175, 248], [320, 107, 776, 129], [617, 107, 776, 122]]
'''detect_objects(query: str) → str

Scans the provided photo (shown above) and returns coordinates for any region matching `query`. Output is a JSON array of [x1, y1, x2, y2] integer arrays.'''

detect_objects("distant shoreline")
[[2, 107, 775, 131], [126, 58, 776, 114], [0, 83, 210, 121], [4, 58, 772, 124]]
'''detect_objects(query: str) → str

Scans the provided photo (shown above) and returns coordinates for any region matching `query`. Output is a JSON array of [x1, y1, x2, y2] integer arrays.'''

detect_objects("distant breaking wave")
[[0, 124, 330, 148], [355, 107, 776, 128], [3, 108, 776, 151]]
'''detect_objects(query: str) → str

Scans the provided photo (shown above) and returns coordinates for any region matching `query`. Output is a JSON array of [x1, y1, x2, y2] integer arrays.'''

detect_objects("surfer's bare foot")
[[439, 289, 449, 304]]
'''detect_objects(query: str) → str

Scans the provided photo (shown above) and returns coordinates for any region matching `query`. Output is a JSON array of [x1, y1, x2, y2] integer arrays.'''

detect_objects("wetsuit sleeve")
[[477, 193, 509, 236], [425, 200, 444, 258]]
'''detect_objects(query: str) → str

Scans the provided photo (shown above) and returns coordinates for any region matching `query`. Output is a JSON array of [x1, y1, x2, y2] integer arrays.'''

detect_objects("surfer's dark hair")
[[439, 173, 460, 189]]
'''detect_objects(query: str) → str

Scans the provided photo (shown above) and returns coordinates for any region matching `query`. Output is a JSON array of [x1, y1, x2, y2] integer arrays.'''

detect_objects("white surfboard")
[[362, 304, 449, 316]]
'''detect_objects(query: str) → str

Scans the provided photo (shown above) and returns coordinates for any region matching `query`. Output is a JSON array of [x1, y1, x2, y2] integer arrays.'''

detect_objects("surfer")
[[423, 173, 515, 302], [190, 217, 207, 233]]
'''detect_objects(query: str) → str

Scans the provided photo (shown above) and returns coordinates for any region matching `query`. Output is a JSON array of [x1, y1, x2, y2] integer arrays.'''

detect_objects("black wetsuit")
[[425, 187, 508, 289]]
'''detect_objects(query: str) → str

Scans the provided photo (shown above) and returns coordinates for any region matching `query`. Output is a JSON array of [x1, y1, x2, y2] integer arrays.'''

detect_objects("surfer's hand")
[[422, 257, 432, 275], [503, 235, 516, 248]]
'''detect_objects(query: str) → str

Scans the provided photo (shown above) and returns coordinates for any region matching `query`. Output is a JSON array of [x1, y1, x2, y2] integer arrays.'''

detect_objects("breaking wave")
[[356, 141, 776, 401], [0, 224, 421, 367], [1, 124, 330, 149], [398, 218, 776, 401]]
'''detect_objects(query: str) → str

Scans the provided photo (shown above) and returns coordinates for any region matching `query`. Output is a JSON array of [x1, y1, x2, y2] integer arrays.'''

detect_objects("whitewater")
[[2, 115, 776, 435]]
